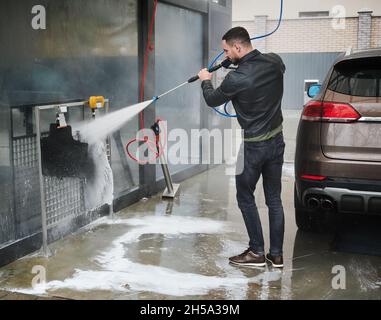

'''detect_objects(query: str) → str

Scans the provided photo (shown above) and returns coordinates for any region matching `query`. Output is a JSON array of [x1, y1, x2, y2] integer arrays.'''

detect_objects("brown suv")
[[294, 48, 381, 231]]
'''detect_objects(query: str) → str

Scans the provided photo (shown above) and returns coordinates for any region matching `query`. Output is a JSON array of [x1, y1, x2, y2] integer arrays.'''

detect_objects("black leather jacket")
[[201, 49, 285, 139]]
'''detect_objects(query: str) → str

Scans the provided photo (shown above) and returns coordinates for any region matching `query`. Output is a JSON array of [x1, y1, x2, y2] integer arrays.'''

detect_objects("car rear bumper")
[[302, 186, 381, 215]]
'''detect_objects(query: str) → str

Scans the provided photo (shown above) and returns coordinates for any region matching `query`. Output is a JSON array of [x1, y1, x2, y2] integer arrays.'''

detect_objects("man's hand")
[[198, 68, 212, 81]]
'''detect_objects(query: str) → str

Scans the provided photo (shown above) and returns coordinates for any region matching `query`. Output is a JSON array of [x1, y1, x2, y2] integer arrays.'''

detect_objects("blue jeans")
[[235, 132, 285, 256]]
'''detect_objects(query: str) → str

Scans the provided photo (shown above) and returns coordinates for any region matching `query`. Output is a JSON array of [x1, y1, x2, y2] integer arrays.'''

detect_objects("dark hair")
[[222, 27, 251, 46]]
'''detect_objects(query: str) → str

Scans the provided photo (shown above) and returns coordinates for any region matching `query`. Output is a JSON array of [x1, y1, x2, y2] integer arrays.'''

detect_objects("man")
[[198, 26, 286, 268]]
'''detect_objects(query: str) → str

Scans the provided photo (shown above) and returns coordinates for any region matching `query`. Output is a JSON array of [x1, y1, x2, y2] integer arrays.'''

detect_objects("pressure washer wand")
[[156, 81, 189, 100], [153, 59, 232, 101]]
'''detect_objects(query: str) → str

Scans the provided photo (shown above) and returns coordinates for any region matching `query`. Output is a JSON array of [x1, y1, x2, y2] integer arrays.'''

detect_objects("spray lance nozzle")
[[187, 58, 232, 83]]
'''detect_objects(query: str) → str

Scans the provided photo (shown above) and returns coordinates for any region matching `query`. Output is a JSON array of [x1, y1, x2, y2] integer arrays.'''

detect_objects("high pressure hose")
[[126, 118, 167, 165], [211, 0, 283, 117]]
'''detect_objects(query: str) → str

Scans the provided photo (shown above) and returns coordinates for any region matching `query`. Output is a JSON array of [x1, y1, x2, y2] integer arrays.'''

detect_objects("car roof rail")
[[346, 47, 381, 55], [345, 47, 353, 56]]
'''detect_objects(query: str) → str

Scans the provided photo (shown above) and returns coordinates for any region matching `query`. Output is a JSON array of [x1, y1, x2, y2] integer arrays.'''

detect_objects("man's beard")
[[231, 58, 239, 65]]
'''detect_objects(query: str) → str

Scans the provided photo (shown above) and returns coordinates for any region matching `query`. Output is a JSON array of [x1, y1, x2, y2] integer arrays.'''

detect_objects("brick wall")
[[358, 11, 372, 49], [252, 15, 267, 52], [233, 16, 381, 53], [371, 17, 381, 48]]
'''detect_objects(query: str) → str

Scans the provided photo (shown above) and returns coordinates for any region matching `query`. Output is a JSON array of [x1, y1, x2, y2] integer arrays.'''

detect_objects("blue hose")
[[211, 0, 283, 118]]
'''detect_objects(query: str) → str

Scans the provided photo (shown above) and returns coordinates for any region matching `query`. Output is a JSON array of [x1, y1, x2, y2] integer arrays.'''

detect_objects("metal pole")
[[157, 139, 174, 195], [151, 121, 179, 198], [35, 107, 49, 256], [105, 100, 114, 218]]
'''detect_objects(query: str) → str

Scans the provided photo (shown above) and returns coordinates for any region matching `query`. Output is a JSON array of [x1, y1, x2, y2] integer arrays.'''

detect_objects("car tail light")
[[301, 101, 322, 121], [302, 101, 361, 123], [301, 174, 327, 181]]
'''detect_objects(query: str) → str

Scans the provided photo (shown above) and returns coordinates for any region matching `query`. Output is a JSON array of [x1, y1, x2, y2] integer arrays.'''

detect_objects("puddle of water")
[[10, 215, 282, 298]]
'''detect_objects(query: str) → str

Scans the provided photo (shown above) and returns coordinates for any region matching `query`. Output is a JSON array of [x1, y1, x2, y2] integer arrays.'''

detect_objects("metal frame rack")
[[34, 99, 110, 255]]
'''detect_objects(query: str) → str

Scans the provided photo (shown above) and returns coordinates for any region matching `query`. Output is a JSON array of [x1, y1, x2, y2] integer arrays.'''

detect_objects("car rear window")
[[327, 57, 381, 97]]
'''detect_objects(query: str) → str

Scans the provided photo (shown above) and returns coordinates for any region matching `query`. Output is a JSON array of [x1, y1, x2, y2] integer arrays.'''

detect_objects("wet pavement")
[[0, 110, 381, 300], [0, 289, 66, 300]]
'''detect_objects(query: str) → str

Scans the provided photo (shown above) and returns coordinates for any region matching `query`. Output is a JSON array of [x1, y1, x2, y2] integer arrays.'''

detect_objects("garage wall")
[[279, 52, 340, 109]]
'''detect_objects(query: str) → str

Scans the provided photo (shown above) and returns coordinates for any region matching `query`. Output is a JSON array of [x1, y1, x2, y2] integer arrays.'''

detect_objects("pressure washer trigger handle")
[[187, 75, 199, 83], [151, 122, 160, 137]]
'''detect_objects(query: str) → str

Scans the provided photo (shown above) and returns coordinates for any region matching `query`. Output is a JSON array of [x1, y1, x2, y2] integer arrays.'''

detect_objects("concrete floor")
[[1, 110, 381, 300]]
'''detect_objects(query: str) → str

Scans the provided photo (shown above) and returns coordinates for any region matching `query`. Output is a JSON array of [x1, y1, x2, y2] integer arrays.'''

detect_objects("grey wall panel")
[[278, 52, 341, 109], [155, 2, 204, 178], [209, 1, 232, 53]]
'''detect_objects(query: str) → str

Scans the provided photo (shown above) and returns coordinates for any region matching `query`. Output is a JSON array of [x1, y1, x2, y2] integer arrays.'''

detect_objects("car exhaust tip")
[[307, 197, 320, 210], [321, 198, 334, 211]]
